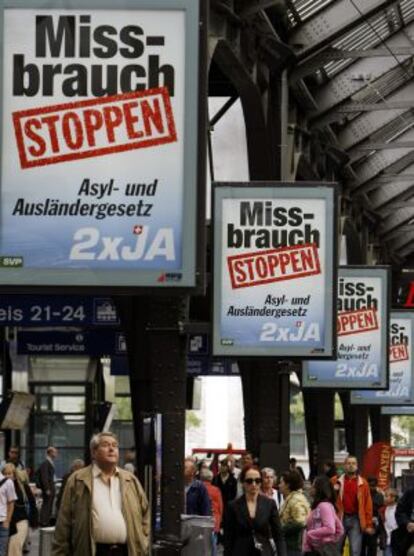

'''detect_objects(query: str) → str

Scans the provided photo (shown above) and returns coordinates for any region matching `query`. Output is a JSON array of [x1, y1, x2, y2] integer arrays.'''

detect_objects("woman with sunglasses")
[[223, 465, 287, 556]]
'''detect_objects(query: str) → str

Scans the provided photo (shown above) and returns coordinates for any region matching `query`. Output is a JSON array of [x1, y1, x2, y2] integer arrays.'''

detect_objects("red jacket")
[[205, 482, 224, 532], [331, 475, 373, 531]]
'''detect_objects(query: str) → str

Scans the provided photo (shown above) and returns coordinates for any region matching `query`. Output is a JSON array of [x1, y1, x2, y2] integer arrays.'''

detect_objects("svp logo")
[[157, 272, 182, 283]]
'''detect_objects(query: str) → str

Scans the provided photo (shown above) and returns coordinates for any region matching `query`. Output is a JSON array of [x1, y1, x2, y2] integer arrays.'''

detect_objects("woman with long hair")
[[279, 470, 310, 556], [303, 475, 344, 556], [224, 465, 286, 556], [3, 463, 38, 556]]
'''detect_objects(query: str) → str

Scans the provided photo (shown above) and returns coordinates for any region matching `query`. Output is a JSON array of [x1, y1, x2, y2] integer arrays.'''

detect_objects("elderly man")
[[52, 432, 150, 556]]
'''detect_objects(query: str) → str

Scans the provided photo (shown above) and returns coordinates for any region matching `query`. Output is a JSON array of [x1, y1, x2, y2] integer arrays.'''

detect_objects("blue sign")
[[0, 296, 119, 326], [17, 329, 126, 356]]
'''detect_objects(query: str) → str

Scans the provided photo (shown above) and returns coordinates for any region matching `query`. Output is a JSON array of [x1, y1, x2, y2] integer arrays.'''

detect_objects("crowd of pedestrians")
[[184, 452, 414, 556], [1, 442, 414, 555]]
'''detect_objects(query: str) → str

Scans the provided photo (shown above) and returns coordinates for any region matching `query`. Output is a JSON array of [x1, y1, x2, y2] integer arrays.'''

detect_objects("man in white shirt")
[[0, 470, 17, 556], [52, 432, 150, 556]]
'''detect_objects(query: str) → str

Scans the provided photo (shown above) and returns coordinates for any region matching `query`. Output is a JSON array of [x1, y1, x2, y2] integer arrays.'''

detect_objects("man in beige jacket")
[[52, 432, 150, 556]]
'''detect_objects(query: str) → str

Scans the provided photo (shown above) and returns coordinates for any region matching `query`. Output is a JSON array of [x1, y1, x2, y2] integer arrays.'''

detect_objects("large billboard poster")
[[303, 267, 390, 389], [351, 312, 414, 405], [0, 0, 202, 288], [213, 184, 337, 357]]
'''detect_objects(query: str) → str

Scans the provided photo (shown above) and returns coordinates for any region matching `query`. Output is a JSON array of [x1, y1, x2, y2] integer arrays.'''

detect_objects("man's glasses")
[[244, 478, 262, 485]]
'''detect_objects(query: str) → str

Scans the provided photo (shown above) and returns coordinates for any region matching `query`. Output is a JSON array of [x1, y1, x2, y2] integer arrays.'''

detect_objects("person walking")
[[279, 470, 310, 556], [289, 458, 306, 482], [184, 458, 211, 516], [0, 449, 25, 473], [2, 464, 38, 556], [261, 467, 283, 510], [223, 465, 286, 556], [200, 468, 223, 555], [52, 432, 150, 556], [0, 465, 17, 556], [37, 446, 58, 527], [361, 476, 384, 556], [392, 486, 414, 556], [303, 475, 343, 556], [331, 455, 374, 556], [322, 461, 337, 480], [213, 458, 237, 509], [380, 487, 398, 556]]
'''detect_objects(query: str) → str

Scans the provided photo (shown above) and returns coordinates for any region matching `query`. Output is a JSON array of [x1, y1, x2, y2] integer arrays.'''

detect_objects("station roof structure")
[[284, 0, 414, 264]]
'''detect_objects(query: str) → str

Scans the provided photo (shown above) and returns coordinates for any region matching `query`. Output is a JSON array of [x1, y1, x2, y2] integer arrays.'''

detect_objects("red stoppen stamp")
[[337, 308, 378, 337], [12, 87, 177, 169], [390, 343, 409, 363], [227, 243, 321, 289]]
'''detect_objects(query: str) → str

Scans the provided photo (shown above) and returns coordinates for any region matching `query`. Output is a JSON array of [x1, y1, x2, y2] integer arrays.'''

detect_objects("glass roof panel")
[[400, 0, 414, 25], [323, 12, 395, 79], [287, 0, 338, 27]]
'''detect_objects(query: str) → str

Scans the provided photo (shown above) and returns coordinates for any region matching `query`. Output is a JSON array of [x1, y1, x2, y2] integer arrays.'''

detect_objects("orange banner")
[[362, 442, 394, 490]]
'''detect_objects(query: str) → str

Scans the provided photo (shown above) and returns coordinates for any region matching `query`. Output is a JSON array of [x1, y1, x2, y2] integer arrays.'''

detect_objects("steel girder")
[[370, 173, 414, 210], [387, 229, 414, 251], [380, 206, 414, 236], [348, 115, 414, 164], [336, 82, 414, 150], [311, 60, 414, 127], [396, 239, 414, 258], [311, 21, 414, 116], [289, 0, 399, 56], [350, 127, 414, 191], [291, 46, 414, 83]]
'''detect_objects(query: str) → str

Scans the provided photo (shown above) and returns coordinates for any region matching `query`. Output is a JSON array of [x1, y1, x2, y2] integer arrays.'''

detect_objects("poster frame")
[[302, 265, 391, 389], [0, 0, 207, 294], [212, 181, 338, 359], [351, 310, 414, 405]]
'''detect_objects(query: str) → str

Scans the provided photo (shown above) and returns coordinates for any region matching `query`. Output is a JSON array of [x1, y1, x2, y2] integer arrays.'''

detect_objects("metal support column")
[[117, 295, 188, 541], [340, 392, 369, 464], [239, 361, 290, 471], [370, 406, 391, 444], [303, 389, 335, 480], [2, 330, 12, 457]]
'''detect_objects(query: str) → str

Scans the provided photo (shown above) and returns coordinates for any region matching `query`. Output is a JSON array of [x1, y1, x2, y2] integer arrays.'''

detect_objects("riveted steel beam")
[[334, 82, 414, 149], [291, 45, 414, 82], [334, 101, 414, 113], [376, 174, 414, 182], [354, 141, 414, 150], [350, 131, 414, 192], [308, 20, 414, 116], [289, 0, 399, 57]]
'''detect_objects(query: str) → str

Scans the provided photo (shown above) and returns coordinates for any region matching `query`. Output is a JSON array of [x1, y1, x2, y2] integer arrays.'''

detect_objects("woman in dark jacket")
[[3, 463, 38, 556], [224, 465, 287, 556]]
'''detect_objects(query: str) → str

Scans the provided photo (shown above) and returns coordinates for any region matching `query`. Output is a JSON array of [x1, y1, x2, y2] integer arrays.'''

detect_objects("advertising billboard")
[[351, 312, 414, 405], [303, 266, 390, 389], [0, 0, 203, 288], [213, 183, 337, 357]]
